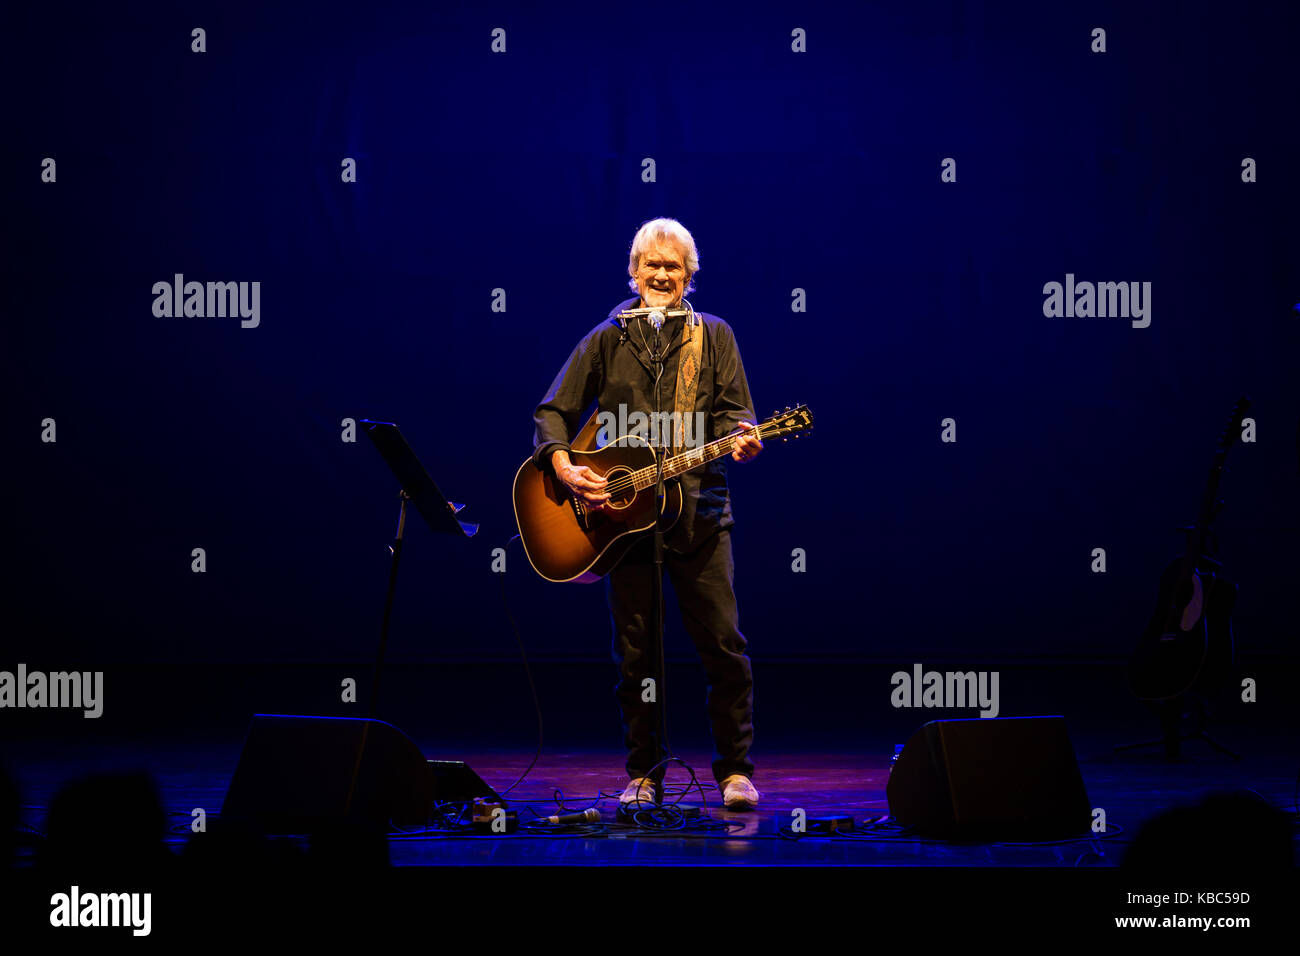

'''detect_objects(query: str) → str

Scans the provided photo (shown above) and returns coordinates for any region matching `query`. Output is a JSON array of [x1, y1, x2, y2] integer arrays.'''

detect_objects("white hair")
[[626, 217, 699, 294]]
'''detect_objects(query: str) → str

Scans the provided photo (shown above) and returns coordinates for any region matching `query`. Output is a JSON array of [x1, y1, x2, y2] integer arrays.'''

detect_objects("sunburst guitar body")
[[513, 405, 813, 583]]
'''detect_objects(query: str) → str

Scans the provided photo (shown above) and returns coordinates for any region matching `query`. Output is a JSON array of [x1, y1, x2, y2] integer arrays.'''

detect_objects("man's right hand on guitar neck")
[[551, 449, 611, 510]]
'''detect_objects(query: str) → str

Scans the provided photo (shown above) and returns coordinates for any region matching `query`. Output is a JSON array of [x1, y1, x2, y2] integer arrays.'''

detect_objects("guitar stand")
[[1113, 696, 1240, 760]]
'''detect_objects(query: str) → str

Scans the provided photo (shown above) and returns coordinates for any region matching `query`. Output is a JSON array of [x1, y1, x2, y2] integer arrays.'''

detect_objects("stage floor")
[[6, 734, 1296, 868]]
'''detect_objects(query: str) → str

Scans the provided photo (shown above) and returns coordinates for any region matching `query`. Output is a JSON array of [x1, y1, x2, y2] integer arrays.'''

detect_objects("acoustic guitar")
[[513, 405, 813, 582], [1128, 396, 1251, 701]]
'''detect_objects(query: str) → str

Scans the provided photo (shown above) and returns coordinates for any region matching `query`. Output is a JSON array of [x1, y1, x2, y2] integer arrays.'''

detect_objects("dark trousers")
[[606, 529, 755, 785]]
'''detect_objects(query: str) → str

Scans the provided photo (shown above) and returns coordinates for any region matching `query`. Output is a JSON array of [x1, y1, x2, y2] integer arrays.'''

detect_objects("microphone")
[[534, 808, 601, 826], [616, 306, 691, 321], [647, 310, 665, 362]]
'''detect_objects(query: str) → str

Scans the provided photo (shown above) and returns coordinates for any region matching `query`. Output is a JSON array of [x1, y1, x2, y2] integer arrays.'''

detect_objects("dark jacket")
[[532, 296, 756, 553]]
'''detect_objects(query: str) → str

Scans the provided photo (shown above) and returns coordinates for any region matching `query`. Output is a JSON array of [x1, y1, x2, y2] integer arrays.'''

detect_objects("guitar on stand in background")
[[1120, 395, 1251, 759]]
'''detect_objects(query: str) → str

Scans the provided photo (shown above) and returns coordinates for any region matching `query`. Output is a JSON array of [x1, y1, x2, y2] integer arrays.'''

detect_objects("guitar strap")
[[670, 315, 704, 455], [570, 408, 602, 452]]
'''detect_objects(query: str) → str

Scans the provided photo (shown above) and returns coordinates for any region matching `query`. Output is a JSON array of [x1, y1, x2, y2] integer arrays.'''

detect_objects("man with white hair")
[[531, 217, 763, 811]]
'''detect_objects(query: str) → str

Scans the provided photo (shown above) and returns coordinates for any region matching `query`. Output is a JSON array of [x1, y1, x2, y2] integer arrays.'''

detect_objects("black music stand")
[[360, 419, 477, 719]]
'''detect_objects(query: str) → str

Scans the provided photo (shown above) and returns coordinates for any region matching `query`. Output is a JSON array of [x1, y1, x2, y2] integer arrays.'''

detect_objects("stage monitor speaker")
[[886, 716, 1091, 839], [222, 714, 435, 833]]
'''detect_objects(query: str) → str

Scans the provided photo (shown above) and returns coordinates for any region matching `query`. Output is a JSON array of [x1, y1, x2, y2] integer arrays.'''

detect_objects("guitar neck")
[[1179, 396, 1250, 573], [628, 420, 781, 491], [1194, 448, 1229, 533]]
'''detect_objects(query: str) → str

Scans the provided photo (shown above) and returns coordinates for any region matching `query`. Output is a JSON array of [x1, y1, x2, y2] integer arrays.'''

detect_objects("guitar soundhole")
[[602, 466, 636, 510]]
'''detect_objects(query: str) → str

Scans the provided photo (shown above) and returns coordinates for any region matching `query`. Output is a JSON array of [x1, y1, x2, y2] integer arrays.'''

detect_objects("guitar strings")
[[600, 429, 766, 496], [596, 421, 791, 498]]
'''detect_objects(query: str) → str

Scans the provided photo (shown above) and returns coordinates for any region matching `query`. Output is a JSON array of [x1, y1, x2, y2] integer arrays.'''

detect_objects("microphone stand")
[[647, 317, 671, 801]]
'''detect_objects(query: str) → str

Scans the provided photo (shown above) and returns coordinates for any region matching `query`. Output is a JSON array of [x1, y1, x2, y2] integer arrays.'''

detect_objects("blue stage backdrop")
[[7, 1, 1299, 682]]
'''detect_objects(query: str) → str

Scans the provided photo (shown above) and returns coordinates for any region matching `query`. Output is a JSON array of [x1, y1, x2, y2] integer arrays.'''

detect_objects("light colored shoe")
[[619, 777, 660, 808], [719, 774, 759, 811]]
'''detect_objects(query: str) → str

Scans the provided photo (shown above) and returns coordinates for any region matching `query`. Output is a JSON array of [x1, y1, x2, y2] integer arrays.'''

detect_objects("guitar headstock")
[[761, 404, 814, 442], [1216, 395, 1252, 455]]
